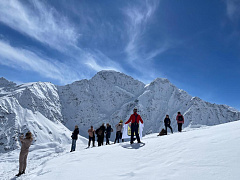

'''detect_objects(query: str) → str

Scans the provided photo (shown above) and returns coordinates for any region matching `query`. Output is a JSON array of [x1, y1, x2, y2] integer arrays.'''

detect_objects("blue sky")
[[0, 0, 239, 110]]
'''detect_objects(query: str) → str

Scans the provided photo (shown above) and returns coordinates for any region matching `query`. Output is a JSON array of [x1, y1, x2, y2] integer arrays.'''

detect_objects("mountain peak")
[[153, 78, 170, 84], [92, 70, 144, 85], [95, 70, 126, 79], [0, 77, 16, 88]]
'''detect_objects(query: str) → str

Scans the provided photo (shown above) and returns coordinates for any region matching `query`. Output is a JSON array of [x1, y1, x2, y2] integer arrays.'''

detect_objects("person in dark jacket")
[[16, 131, 33, 177], [70, 125, 79, 152], [96, 123, 106, 146], [164, 115, 173, 134], [125, 108, 144, 144], [105, 123, 112, 145], [176, 112, 184, 132]]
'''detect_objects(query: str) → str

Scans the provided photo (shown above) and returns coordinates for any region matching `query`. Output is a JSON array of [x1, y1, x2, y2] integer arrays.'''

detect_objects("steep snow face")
[[58, 71, 240, 137], [0, 82, 70, 152], [0, 70, 240, 152], [131, 78, 240, 134], [0, 77, 17, 96], [134, 78, 193, 134], [58, 71, 145, 137]]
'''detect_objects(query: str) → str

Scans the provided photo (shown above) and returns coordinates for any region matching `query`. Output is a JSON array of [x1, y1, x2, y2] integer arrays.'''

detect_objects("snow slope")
[[1, 120, 240, 180], [0, 79, 70, 152]]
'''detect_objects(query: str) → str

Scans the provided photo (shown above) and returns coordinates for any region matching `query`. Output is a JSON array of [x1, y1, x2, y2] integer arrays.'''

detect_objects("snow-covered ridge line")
[[0, 70, 240, 152]]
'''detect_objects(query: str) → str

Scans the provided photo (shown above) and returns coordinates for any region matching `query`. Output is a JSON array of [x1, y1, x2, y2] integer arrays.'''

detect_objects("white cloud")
[[0, 0, 79, 52], [225, 0, 240, 22], [84, 50, 122, 72], [0, 40, 79, 84], [0, 1, 124, 81], [123, 1, 161, 62]]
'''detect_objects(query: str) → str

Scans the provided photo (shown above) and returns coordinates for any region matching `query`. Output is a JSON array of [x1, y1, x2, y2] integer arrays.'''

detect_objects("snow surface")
[[1, 120, 240, 180]]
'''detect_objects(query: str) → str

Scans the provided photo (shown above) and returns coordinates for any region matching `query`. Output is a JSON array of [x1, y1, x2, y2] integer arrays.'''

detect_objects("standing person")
[[125, 108, 144, 144], [114, 120, 124, 143], [105, 123, 113, 145], [70, 125, 79, 152], [96, 123, 106, 146], [88, 126, 95, 148], [176, 112, 184, 132], [164, 115, 173, 134], [16, 131, 33, 177]]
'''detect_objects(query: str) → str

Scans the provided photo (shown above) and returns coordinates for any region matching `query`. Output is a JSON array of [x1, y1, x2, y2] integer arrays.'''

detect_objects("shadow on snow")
[[121, 143, 145, 149]]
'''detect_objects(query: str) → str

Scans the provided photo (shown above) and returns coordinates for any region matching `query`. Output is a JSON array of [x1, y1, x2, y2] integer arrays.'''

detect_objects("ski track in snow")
[[1, 121, 240, 180]]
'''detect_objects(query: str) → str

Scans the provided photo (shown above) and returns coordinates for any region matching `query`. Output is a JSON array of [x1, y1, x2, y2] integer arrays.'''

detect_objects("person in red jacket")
[[125, 108, 144, 144], [176, 112, 184, 132]]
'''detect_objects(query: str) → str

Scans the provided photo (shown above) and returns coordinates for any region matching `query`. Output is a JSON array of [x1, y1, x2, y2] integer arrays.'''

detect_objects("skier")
[[114, 120, 124, 143], [125, 108, 144, 144], [96, 123, 106, 146], [88, 126, 95, 148], [176, 112, 184, 132], [164, 115, 173, 134], [105, 123, 113, 145], [70, 125, 79, 152], [16, 131, 33, 177]]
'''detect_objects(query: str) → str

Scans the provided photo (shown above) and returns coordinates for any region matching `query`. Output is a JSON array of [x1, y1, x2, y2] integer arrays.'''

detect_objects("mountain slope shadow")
[[121, 143, 145, 149]]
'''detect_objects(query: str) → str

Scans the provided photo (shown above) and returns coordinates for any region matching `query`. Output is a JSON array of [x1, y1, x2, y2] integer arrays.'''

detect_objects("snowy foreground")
[[1, 121, 240, 180]]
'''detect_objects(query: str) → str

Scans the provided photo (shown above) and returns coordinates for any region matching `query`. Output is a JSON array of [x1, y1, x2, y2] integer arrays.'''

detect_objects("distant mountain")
[[0, 71, 240, 152]]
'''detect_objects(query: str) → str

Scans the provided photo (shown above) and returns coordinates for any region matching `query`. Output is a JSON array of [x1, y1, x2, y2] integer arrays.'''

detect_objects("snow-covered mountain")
[[0, 78, 70, 152], [0, 71, 240, 152]]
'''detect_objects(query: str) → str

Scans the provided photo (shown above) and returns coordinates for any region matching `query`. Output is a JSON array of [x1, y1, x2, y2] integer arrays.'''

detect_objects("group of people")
[[163, 112, 185, 135], [70, 108, 185, 151], [70, 121, 125, 151], [16, 108, 184, 177]]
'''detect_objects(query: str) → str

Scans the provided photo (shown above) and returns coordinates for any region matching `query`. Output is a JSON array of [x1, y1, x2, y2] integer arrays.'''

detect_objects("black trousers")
[[114, 131, 121, 143], [88, 136, 95, 147], [106, 133, 110, 145], [178, 123, 183, 132], [131, 123, 140, 143], [165, 124, 173, 134], [98, 136, 104, 146]]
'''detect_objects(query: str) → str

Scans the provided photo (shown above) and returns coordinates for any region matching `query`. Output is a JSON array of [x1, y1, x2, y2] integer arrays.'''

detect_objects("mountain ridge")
[[0, 70, 240, 152]]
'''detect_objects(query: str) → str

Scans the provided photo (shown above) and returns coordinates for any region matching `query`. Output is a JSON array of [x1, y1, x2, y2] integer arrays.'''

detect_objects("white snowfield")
[[1, 120, 240, 180]]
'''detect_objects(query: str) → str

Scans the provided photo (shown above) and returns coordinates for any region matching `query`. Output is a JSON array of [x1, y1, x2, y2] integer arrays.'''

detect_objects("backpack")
[[158, 129, 167, 136], [133, 114, 138, 125], [178, 115, 183, 121]]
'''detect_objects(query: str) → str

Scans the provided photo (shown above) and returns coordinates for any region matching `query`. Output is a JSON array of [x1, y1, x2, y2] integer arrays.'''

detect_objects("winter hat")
[[120, 120, 123, 123]]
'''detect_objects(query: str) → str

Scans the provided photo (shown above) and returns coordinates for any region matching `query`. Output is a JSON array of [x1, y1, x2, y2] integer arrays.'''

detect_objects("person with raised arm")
[[16, 131, 33, 177]]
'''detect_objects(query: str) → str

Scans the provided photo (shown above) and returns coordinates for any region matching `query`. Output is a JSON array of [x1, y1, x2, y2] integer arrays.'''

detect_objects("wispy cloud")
[[84, 50, 122, 72], [0, 40, 79, 84], [225, 0, 240, 23], [123, 1, 161, 62], [0, 0, 124, 79], [0, 0, 79, 52]]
